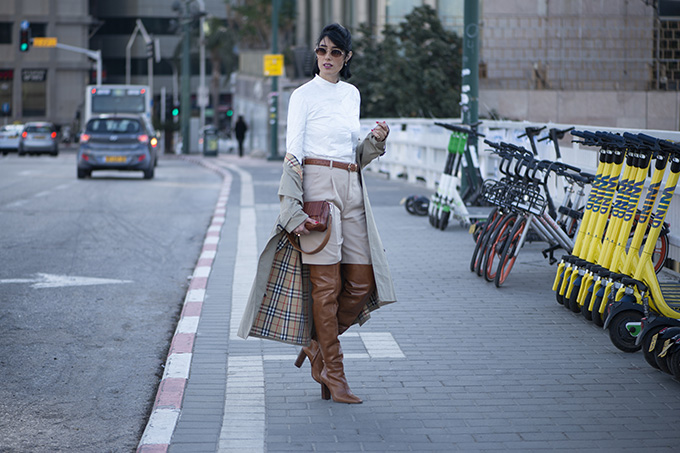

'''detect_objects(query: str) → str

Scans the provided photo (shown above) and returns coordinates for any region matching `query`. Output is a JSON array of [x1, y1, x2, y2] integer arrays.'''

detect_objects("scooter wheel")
[[439, 211, 450, 230], [413, 197, 429, 216], [608, 311, 643, 353], [641, 326, 665, 370], [565, 285, 581, 313], [656, 347, 673, 374], [591, 295, 604, 327], [555, 274, 565, 305], [581, 298, 593, 320], [669, 351, 680, 380]]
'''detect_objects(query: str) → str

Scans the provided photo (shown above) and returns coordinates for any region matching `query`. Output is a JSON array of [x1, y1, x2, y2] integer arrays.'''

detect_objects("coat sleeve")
[[278, 153, 309, 233], [356, 133, 387, 169]]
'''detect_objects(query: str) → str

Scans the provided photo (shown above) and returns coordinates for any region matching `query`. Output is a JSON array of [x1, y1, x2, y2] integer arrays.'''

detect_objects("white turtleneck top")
[[285, 74, 361, 165]]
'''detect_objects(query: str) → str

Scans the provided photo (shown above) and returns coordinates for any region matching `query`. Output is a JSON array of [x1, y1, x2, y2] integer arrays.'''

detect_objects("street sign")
[[263, 54, 284, 77], [33, 37, 57, 47]]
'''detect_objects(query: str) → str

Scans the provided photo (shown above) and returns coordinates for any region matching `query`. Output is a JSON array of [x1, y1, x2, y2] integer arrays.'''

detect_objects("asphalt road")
[[0, 147, 222, 452]]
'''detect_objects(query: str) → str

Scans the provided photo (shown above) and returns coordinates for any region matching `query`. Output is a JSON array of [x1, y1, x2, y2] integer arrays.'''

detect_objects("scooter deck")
[[659, 282, 680, 311], [465, 206, 494, 220]]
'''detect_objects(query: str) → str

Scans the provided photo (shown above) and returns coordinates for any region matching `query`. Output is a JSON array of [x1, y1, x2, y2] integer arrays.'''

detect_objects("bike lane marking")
[[218, 163, 265, 453]]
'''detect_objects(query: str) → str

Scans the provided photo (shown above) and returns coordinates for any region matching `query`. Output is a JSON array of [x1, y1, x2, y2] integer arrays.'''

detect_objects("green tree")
[[230, 0, 296, 50], [351, 5, 462, 118]]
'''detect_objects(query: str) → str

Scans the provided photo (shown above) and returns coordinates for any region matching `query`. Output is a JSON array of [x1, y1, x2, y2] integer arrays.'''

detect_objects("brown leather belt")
[[304, 158, 358, 172]]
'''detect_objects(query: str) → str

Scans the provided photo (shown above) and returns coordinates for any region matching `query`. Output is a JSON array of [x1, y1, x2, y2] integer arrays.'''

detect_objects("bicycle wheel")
[[474, 212, 506, 276], [484, 214, 517, 282], [479, 213, 516, 279], [652, 232, 669, 274], [494, 216, 527, 287], [470, 208, 500, 273]]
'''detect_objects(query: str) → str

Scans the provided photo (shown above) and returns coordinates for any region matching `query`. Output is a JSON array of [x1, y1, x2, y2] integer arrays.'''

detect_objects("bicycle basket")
[[508, 183, 547, 215]]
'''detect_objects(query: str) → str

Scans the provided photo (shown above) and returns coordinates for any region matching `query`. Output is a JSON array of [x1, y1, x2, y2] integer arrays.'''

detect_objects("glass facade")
[[21, 69, 47, 117]]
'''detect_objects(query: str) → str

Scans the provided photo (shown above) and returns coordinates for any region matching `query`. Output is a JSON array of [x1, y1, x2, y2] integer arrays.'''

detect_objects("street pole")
[[197, 0, 206, 131], [54, 43, 102, 85], [181, 9, 191, 154], [269, 0, 280, 160], [461, 0, 481, 198]]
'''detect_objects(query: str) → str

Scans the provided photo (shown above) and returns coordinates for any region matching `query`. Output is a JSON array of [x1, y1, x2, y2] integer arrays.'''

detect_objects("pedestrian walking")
[[238, 23, 396, 404], [234, 115, 248, 157]]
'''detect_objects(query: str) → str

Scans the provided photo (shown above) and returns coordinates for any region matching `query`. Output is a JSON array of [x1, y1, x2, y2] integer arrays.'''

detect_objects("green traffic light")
[[226, 109, 234, 117], [20, 43, 28, 52], [172, 108, 179, 116]]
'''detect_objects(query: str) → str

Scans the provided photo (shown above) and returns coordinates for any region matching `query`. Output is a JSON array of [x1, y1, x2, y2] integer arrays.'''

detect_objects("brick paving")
[[163, 153, 680, 452]]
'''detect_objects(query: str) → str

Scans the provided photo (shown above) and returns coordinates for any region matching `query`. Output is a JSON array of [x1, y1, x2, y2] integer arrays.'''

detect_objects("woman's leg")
[[309, 263, 362, 404], [337, 264, 375, 334]]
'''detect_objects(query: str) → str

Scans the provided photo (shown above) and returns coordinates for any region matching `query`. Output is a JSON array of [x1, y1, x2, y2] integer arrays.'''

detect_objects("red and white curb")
[[137, 157, 232, 453]]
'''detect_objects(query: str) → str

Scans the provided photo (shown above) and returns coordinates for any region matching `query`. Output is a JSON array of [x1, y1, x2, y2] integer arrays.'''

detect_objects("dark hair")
[[313, 23, 353, 80]]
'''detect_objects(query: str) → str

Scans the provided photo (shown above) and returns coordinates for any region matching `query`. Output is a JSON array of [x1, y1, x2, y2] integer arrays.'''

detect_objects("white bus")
[[84, 84, 152, 126]]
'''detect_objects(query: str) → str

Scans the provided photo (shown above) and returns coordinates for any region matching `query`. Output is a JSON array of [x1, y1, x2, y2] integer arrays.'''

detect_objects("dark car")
[[77, 115, 158, 179], [18, 122, 59, 156]]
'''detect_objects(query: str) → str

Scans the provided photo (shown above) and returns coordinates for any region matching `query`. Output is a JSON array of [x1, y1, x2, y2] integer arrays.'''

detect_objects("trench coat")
[[237, 133, 397, 346]]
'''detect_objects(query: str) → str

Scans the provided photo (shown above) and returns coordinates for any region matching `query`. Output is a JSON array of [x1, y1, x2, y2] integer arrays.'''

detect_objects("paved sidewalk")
[[139, 153, 680, 452]]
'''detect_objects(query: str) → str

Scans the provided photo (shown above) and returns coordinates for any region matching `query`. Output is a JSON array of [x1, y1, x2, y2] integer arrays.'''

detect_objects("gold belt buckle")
[[348, 163, 358, 172]]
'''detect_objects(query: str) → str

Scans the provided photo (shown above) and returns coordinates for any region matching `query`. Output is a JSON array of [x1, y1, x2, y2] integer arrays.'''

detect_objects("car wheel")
[[77, 168, 90, 179], [18, 146, 25, 156], [143, 167, 155, 179]]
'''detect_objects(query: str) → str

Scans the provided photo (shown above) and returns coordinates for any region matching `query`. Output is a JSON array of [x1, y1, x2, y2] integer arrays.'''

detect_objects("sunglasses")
[[315, 47, 344, 58]]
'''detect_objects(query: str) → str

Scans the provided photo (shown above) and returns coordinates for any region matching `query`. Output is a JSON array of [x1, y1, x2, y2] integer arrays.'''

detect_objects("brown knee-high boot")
[[337, 264, 376, 334], [295, 264, 374, 383], [309, 263, 362, 404], [294, 339, 322, 383]]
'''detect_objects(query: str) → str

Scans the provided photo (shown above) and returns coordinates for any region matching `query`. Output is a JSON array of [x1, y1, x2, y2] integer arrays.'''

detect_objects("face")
[[316, 37, 352, 83]]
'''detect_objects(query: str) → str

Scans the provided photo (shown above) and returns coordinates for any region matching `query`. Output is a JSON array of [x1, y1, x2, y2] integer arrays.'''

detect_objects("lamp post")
[[196, 0, 207, 132], [269, 0, 281, 160], [461, 0, 482, 197], [181, 11, 191, 154]]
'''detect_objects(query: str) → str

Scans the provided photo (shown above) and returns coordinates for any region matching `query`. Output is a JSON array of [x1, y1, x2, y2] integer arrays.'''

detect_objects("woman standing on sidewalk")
[[238, 23, 396, 404]]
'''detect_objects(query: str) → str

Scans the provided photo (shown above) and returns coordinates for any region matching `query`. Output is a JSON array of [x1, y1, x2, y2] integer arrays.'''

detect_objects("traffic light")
[[146, 40, 154, 59], [171, 105, 180, 120], [226, 108, 234, 118], [19, 25, 31, 52]]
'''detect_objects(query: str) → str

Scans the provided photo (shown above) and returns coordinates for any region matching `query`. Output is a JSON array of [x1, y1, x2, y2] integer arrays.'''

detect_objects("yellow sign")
[[263, 54, 284, 77], [33, 37, 58, 47]]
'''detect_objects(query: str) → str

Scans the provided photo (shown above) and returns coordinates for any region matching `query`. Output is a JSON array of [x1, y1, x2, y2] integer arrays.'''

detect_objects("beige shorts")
[[298, 163, 371, 265]]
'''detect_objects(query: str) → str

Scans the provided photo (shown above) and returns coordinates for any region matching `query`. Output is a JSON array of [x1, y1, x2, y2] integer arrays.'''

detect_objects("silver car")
[[19, 122, 59, 156], [77, 115, 158, 179], [0, 124, 23, 154]]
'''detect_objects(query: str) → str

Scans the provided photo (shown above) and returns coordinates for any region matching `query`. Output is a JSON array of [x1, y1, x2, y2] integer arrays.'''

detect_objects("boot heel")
[[321, 383, 331, 400], [294, 349, 306, 368]]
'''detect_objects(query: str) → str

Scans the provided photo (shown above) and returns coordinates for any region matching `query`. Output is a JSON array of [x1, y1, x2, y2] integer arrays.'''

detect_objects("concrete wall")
[[480, 89, 680, 131]]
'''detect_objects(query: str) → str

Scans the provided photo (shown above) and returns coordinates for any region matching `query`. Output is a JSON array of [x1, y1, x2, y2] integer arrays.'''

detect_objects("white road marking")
[[0, 273, 132, 289], [218, 165, 265, 453], [139, 408, 180, 445], [177, 316, 200, 334], [193, 266, 211, 278], [218, 356, 265, 453], [163, 353, 192, 380], [360, 332, 406, 358]]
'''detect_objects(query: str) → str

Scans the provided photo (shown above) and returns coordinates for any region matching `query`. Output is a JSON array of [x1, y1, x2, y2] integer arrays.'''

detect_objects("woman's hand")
[[371, 121, 390, 142], [292, 218, 319, 236]]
